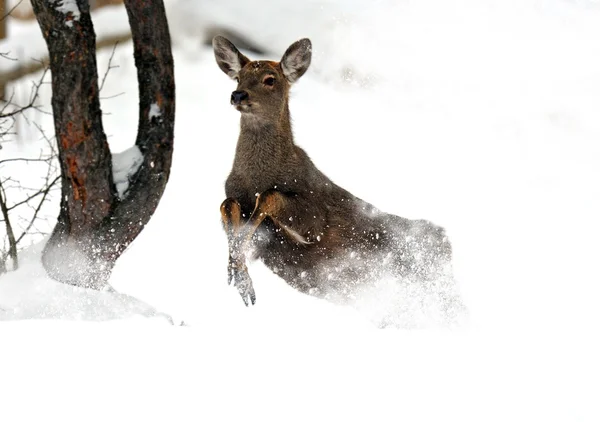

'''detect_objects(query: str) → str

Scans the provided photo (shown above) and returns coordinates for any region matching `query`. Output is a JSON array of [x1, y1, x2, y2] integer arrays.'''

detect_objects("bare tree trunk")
[[30, 0, 175, 288]]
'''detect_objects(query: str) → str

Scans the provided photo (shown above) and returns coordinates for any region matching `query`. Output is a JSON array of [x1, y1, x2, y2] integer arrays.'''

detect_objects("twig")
[[100, 91, 125, 100], [7, 176, 59, 211], [1, 0, 25, 22], [0, 52, 17, 61], [0, 67, 49, 118], [0, 157, 53, 165], [99, 42, 120, 92], [15, 176, 59, 245]]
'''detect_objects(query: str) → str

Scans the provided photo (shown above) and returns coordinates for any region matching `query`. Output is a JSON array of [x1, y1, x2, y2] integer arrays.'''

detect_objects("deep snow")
[[1, 0, 600, 420]]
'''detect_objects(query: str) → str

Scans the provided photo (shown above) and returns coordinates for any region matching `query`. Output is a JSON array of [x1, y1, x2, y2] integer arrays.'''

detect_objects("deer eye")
[[234, 76, 239, 83], [263, 76, 275, 86]]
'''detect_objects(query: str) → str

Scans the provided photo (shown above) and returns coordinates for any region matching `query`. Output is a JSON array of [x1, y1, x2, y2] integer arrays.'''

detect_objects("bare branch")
[[0, 68, 48, 119], [0, 66, 49, 118], [1, 0, 25, 22], [14, 176, 60, 245], [0, 179, 18, 269], [99, 42, 120, 92], [0, 52, 17, 61], [99, 91, 125, 100], [0, 65, 59, 272], [7, 175, 59, 211], [0, 157, 53, 165]]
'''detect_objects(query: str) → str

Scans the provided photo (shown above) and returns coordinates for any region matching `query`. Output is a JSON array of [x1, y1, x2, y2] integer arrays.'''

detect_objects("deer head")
[[213, 36, 312, 121]]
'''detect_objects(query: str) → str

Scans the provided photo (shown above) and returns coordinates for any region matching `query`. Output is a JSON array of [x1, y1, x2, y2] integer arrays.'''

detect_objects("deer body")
[[214, 37, 463, 325]]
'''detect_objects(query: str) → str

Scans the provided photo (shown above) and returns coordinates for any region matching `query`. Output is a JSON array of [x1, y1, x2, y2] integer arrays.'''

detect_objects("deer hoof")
[[234, 270, 256, 306], [228, 258, 256, 306]]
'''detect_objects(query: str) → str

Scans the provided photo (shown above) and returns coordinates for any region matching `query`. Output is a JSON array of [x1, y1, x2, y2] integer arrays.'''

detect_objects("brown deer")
[[213, 36, 465, 326]]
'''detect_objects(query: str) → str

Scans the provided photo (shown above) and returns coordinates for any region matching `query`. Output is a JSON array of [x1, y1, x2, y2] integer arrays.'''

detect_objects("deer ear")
[[213, 36, 250, 79], [280, 38, 312, 83]]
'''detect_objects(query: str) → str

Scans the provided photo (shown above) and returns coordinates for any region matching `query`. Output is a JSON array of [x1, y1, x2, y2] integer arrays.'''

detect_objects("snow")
[[0, 242, 174, 323], [148, 102, 162, 121], [111, 145, 143, 199], [2, 0, 600, 421], [52, 0, 81, 27]]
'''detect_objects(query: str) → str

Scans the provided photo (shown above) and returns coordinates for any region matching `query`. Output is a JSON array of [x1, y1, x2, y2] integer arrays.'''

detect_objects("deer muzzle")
[[231, 90, 249, 105]]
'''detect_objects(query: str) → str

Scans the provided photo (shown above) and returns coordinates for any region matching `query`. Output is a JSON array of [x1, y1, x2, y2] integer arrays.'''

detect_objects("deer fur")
[[213, 36, 465, 326]]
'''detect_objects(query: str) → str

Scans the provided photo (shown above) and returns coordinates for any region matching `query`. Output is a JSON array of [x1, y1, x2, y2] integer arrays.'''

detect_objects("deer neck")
[[235, 104, 295, 164]]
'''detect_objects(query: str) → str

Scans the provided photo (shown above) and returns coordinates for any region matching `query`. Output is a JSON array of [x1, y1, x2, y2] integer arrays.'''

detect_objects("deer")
[[213, 36, 465, 327]]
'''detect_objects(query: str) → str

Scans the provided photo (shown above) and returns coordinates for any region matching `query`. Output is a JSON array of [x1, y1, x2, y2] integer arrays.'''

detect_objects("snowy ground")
[[2, 0, 600, 420]]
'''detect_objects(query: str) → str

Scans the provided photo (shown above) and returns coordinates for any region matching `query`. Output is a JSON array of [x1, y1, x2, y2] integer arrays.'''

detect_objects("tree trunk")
[[30, 0, 175, 288]]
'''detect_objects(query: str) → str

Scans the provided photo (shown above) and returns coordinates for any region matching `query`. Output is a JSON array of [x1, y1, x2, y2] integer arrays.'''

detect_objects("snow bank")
[[0, 242, 175, 323]]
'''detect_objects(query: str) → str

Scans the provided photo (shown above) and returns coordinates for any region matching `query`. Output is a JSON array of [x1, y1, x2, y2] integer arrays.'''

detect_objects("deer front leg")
[[236, 189, 311, 254], [220, 198, 256, 306], [223, 190, 311, 307]]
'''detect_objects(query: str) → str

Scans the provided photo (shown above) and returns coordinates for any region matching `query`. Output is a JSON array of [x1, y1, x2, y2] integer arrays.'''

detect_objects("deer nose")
[[231, 90, 249, 105]]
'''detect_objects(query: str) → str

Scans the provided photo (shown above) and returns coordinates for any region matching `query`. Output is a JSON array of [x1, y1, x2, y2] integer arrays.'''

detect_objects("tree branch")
[[103, 0, 175, 258], [0, 179, 18, 269], [0, 157, 53, 165], [1, 0, 25, 22], [14, 175, 60, 245], [99, 41, 119, 92], [7, 175, 59, 211]]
